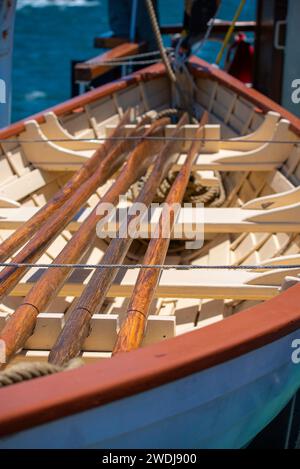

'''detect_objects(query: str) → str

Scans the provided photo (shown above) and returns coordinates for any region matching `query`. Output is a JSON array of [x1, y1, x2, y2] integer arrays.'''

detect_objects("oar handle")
[[113, 120, 205, 354]]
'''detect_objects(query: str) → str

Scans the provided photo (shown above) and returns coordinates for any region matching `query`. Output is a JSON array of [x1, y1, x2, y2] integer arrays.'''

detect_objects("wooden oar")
[[0, 117, 166, 301], [0, 118, 169, 364], [49, 114, 188, 366], [113, 118, 207, 354], [0, 110, 133, 263]]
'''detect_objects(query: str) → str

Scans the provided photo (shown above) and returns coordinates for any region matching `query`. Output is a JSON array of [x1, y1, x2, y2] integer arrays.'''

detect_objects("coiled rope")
[[0, 358, 84, 388], [147, 168, 225, 206], [127, 107, 221, 212]]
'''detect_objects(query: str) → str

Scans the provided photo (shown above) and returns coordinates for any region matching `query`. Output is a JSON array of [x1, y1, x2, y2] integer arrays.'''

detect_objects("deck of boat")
[[0, 62, 299, 366]]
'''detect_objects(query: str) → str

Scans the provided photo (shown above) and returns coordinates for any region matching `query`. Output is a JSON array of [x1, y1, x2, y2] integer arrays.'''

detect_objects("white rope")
[[0, 359, 84, 387], [1, 262, 300, 270], [145, 0, 177, 83]]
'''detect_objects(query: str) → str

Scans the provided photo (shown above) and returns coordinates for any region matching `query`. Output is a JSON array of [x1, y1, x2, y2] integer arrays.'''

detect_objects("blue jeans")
[[108, 0, 159, 50]]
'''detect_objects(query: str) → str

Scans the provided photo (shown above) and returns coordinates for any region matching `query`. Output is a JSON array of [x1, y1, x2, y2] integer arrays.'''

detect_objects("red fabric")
[[226, 33, 254, 84]]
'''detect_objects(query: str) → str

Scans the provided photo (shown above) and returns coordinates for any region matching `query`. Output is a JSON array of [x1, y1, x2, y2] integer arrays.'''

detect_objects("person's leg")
[[189, 0, 218, 36], [108, 0, 132, 38]]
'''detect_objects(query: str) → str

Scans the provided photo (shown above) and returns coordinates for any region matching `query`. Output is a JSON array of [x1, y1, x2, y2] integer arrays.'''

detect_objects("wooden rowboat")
[[0, 57, 300, 448]]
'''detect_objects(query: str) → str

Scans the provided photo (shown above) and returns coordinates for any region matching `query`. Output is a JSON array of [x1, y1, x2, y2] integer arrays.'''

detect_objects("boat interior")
[[1, 73, 300, 365]]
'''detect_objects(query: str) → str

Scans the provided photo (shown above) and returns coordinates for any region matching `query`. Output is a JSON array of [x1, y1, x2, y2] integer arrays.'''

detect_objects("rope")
[[0, 358, 84, 388], [2, 136, 299, 144], [154, 107, 199, 125], [155, 108, 183, 120], [89, 59, 161, 67], [79, 49, 172, 69], [188, 184, 219, 205], [83, 49, 175, 68], [215, 0, 247, 65], [145, 0, 177, 83], [94, 49, 172, 63], [128, 172, 221, 208], [181, 1, 223, 59], [146, 167, 223, 206], [0, 262, 299, 270], [126, 114, 225, 225]]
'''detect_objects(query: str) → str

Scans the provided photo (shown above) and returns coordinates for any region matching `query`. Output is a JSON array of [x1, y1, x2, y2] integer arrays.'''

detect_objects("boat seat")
[[243, 186, 300, 210], [0, 197, 20, 208], [40, 112, 100, 151], [0, 168, 56, 204], [195, 202, 300, 233], [19, 120, 96, 171], [220, 111, 280, 151], [0, 311, 175, 352], [250, 253, 300, 271], [106, 123, 222, 153], [110, 261, 300, 298], [1, 201, 300, 234], [135, 200, 300, 235], [174, 119, 297, 171], [11, 262, 298, 301]]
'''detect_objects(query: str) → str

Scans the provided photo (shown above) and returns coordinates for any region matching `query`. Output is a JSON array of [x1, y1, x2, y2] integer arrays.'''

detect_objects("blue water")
[[12, 0, 256, 122]]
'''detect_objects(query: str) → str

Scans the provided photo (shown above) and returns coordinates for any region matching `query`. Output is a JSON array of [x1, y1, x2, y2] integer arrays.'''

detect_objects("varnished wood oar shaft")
[[0, 118, 169, 364], [0, 118, 164, 301], [0, 110, 132, 263], [113, 122, 206, 354], [49, 114, 188, 366]]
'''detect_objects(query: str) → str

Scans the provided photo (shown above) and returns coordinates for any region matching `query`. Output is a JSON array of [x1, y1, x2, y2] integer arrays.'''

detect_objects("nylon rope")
[[145, 0, 177, 83], [0, 359, 84, 387]]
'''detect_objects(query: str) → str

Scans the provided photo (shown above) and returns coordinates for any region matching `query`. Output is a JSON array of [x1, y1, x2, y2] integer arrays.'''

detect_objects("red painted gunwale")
[[189, 56, 300, 136], [0, 59, 300, 438]]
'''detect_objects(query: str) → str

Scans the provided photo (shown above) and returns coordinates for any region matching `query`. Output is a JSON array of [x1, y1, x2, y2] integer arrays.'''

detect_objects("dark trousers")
[[108, 0, 159, 50], [184, 0, 219, 36]]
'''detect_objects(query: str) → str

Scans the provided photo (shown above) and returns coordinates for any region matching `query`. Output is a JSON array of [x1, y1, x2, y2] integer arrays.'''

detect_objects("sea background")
[[12, 0, 256, 122]]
